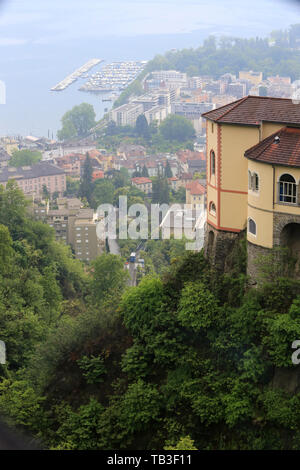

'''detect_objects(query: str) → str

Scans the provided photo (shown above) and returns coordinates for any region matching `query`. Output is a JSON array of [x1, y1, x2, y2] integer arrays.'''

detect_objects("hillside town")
[[2, 4, 300, 452], [1, 68, 299, 265]]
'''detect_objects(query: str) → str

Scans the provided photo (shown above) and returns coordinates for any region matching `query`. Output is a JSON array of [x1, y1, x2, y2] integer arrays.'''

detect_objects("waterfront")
[[0, 0, 297, 138]]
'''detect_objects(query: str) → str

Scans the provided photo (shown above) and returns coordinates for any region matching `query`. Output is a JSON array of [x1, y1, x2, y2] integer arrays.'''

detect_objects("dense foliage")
[[0, 183, 300, 450], [10, 149, 42, 167], [97, 115, 195, 154], [57, 103, 96, 140]]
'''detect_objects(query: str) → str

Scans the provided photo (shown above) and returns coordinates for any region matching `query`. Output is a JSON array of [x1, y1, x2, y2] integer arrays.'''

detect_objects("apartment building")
[[35, 197, 103, 261], [151, 70, 187, 87], [171, 101, 214, 135], [72, 210, 103, 262], [0, 162, 66, 197], [109, 103, 144, 126], [144, 105, 169, 125]]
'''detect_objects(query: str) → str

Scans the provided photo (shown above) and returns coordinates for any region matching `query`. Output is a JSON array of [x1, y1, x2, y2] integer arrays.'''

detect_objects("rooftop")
[[202, 96, 300, 126], [245, 127, 300, 167], [186, 180, 206, 196], [0, 162, 65, 182], [131, 177, 152, 184]]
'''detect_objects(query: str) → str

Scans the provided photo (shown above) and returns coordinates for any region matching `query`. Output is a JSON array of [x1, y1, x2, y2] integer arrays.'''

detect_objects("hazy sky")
[[0, 0, 299, 46]]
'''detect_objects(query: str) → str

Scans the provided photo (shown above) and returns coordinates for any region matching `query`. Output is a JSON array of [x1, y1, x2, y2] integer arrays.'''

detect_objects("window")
[[209, 201, 216, 216], [210, 150, 216, 176], [211, 122, 214, 133], [253, 173, 259, 191], [248, 170, 252, 190], [248, 171, 259, 192], [248, 218, 257, 236], [279, 174, 297, 204]]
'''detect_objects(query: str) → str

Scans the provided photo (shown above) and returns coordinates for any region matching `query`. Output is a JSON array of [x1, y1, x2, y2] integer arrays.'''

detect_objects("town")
[[1, 8, 300, 453]]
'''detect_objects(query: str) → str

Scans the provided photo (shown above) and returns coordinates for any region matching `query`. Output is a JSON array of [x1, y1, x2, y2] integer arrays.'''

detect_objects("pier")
[[50, 59, 103, 91]]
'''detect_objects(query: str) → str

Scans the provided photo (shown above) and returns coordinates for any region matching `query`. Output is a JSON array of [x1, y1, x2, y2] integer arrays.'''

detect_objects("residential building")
[[131, 176, 152, 194], [238, 71, 263, 86], [202, 95, 300, 278], [168, 176, 180, 191], [0, 162, 66, 197], [35, 198, 103, 261], [144, 105, 169, 124], [109, 103, 144, 126], [186, 180, 206, 208]]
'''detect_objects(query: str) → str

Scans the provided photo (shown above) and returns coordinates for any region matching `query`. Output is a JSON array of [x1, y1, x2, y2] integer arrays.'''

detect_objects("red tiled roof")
[[245, 127, 300, 167], [181, 172, 193, 180], [131, 177, 152, 184], [186, 180, 206, 195], [202, 96, 300, 126]]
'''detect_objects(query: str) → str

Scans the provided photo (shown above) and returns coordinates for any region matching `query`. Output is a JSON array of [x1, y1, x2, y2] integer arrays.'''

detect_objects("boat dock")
[[51, 59, 103, 91], [79, 60, 147, 93]]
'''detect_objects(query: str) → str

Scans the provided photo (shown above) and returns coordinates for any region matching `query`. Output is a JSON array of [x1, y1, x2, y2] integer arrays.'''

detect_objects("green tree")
[[58, 103, 96, 140], [79, 154, 93, 204], [89, 253, 129, 305], [141, 165, 149, 177], [135, 114, 150, 139], [152, 177, 170, 204], [165, 436, 198, 450], [42, 184, 50, 200], [159, 115, 196, 142], [65, 176, 80, 197], [10, 149, 42, 167], [91, 179, 114, 208], [164, 160, 172, 178]]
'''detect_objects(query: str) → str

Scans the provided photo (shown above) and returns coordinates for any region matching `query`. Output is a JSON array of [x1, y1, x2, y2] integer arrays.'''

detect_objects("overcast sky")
[[0, 0, 299, 47]]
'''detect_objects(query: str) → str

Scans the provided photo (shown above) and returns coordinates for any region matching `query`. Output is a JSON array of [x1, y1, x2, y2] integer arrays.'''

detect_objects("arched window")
[[248, 218, 257, 236], [279, 174, 296, 204], [209, 201, 216, 216], [210, 150, 215, 176]]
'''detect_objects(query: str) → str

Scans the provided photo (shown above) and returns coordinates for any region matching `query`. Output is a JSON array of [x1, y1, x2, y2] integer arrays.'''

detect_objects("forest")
[[1, 181, 300, 449]]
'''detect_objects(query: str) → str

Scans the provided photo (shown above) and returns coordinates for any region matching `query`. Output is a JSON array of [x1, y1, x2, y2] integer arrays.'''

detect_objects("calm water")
[[0, 0, 299, 137]]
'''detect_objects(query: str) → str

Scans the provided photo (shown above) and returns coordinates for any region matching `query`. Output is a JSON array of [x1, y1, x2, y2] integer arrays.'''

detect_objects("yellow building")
[[202, 96, 300, 277], [185, 180, 206, 209], [239, 71, 263, 86]]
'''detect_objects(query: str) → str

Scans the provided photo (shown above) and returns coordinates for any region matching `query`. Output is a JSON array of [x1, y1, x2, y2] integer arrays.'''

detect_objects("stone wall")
[[204, 223, 241, 272], [273, 212, 300, 245], [247, 241, 271, 283], [247, 211, 300, 283]]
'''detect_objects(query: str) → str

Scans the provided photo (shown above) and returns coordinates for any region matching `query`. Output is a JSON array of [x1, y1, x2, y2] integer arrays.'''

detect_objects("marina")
[[50, 58, 103, 91], [79, 60, 147, 93]]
